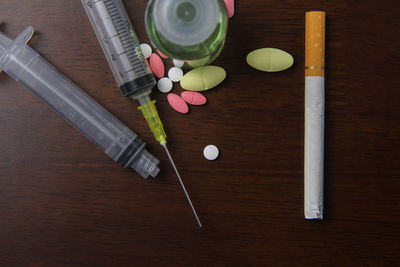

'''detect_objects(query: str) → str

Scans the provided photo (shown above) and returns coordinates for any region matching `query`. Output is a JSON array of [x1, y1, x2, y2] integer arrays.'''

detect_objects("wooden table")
[[0, 0, 399, 266]]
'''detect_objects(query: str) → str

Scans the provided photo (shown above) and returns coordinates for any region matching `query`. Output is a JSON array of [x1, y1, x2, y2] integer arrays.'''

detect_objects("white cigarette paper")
[[304, 76, 324, 219]]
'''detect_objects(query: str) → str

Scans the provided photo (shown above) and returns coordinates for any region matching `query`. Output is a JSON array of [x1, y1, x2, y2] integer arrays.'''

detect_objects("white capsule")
[[140, 43, 152, 59], [203, 145, 219, 160], [173, 59, 185, 68], [168, 67, 184, 82], [157, 77, 173, 93]]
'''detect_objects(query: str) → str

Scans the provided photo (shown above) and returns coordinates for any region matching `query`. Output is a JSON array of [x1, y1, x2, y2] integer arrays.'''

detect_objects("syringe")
[[0, 26, 160, 179], [82, 0, 202, 227]]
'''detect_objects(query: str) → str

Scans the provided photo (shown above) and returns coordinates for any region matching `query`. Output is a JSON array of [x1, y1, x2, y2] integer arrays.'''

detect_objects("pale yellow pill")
[[246, 48, 294, 72], [180, 66, 226, 91]]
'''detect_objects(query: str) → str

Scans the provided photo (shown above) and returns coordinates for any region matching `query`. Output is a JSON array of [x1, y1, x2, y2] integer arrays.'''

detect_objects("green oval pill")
[[246, 48, 294, 72], [180, 66, 226, 91]]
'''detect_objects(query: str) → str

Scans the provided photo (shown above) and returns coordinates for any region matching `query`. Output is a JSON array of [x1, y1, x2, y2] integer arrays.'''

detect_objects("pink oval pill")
[[167, 93, 189, 114], [181, 91, 207, 105], [224, 0, 234, 18], [156, 49, 169, 59], [149, 53, 165, 78]]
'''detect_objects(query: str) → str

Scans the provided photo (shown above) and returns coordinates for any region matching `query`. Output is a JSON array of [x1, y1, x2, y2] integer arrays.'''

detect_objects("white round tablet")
[[157, 77, 173, 93], [203, 145, 219, 161], [168, 67, 184, 82], [173, 59, 185, 68], [140, 43, 152, 59]]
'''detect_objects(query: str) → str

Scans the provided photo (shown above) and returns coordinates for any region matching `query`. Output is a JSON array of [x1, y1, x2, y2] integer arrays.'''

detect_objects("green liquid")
[[145, 0, 228, 67]]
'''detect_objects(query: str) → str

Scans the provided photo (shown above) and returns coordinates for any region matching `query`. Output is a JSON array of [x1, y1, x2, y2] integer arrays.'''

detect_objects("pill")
[[181, 91, 207, 105], [203, 145, 219, 160], [157, 77, 173, 93], [173, 59, 185, 68], [167, 93, 189, 114], [140, 43, 152, 59], [180, 66, 226, 91], [224, 0, 234, 18], [168, 67, 184, 82], [149, 53, 165, 78], [246, 48, 294, 72], [156, 49, 168, 59]]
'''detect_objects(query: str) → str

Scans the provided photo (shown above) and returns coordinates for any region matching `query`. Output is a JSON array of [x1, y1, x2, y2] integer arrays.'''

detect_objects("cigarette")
[[304, 11, 326, 219]]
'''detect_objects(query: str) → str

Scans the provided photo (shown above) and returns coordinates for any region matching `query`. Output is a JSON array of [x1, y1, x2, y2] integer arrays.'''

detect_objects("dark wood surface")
[[0, 0, 399, 266]]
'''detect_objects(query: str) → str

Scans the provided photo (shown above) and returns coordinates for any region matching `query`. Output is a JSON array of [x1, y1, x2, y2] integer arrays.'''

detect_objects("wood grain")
[[0, 0, 399, 266]]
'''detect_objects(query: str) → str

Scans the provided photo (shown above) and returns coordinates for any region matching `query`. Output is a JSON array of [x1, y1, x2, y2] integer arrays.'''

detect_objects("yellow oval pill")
[[246, 48, 294, 72], [180, 66, 226, 91]]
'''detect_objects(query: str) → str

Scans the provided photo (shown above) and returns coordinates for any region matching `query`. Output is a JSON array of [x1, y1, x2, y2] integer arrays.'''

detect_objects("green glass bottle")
[[145, 0, 228, 68]]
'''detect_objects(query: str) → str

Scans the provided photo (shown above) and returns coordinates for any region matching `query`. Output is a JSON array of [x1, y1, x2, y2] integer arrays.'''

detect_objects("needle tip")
[[161, 143, 203, 228]]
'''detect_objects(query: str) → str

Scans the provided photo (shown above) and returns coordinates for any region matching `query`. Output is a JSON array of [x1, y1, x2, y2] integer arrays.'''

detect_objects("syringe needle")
[[161, 143, 202, 228]]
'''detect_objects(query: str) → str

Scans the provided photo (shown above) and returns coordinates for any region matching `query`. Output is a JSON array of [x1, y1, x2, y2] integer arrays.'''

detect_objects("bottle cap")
[[152, 0, 220, 46]]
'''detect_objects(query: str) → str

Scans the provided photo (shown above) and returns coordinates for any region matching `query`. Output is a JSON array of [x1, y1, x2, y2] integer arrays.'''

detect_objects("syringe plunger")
[[0, 27, 159, 178]]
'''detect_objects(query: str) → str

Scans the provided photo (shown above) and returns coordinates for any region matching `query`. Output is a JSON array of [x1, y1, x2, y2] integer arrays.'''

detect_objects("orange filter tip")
[[305, 11, 326, 76]]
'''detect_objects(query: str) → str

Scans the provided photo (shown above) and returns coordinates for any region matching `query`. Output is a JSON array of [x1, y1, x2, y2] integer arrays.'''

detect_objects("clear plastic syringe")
[[82, 0, 202, 227], [81, 0, 165, 144], [0, 26, 160, 179]]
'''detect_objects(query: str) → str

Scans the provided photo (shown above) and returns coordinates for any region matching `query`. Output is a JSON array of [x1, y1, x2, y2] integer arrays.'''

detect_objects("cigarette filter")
[[304, 11, 326, 219]]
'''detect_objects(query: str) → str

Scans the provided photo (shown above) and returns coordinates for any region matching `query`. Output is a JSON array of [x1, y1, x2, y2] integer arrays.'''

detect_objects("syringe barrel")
[[82, 0, 156, 98], [0, 29, 159, 178]]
